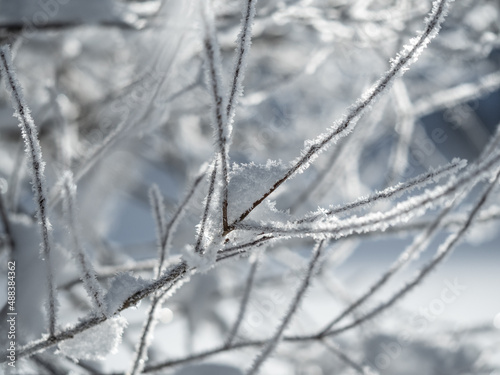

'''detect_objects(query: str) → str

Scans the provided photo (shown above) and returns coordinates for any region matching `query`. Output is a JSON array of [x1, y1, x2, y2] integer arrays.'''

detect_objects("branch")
[[16, 262, 188, 361], [318, 165, 500, 338], [202, 3, 231, 232], [246, 241, 324, 374], [195, 160, 218, 254], [225, 256, 260, 346], [318, 186, 462, 335], [226, 0, 258, 125], [238, 150, 500, 240], [298, 158, 466, 224], [0, 44, 58, 337], [61, 171, 106, 316], [227, 0, 454, 231]]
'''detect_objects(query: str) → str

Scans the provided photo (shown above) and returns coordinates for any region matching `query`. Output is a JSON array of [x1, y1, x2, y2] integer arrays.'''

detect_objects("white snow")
[[227, 160, 287, 223], [58, 316, 127, 360], [104, 273, 150, 316]]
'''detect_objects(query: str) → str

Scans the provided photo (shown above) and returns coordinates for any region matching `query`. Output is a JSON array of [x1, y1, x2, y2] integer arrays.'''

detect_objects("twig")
[[318, 187, 462, 335], [226, 0, 258, 125], [16, 262, 187, 361], [225, 256, 260, 346], [246, 241, 324, 375], [61, 171, 106, 316], [321, 340, 367, 374], [149, 184, 167, 278], [195, 160, 218, 254], [202, 3, 231, 232], [238, 150, 500, 240], [128, 173, 205, 375], [298, 158, 465, 224], [128, 175, 203, 374], [0, 44, 58, 337], [318, 164, 500, 338]]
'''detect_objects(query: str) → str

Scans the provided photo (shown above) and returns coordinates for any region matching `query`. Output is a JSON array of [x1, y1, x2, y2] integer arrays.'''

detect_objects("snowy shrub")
[[0, 0, 500, 374]]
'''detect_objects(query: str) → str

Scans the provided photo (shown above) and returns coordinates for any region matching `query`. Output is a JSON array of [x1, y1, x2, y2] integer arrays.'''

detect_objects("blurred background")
[[0, 0, 499, 374]]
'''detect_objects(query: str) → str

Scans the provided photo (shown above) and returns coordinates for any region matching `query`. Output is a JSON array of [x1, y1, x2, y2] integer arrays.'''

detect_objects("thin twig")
[[321, 340, 367, 374], [61, 171, 106, 316], [225, 256, 260, 346], [318, 188, 462, 335], [246, 241, 324, 375], [0, 44, 57, 337], [195, 160, 218, 254], [226, 0, 258, 125], [128, 173, 205, 375], [298, 158, 465, 224], [317, 165, 500, 338], [202, 4, 231, 232]]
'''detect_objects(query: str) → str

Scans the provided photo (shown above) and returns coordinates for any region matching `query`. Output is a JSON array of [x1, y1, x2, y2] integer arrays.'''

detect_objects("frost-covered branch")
[[149, 184, 167, 277], [298, 158, 466, 223], [321, 340, 368, 375], [246, 241, 324, 375], [158, 170, 205, 274], [202, 3, 231, 232], [227, 0, 454, 230], [318, 189, 462, 335], [241, 150, 500, 240], [16, 261, 188, 360], [225, 256, 259, 346], [0, 44, 58, 337], [195, 160, 218, 254], [61, 171, 106, 316], [319, 165, 500, 338], [128, 174, 205, 374], [128, 295, 162, 375], [226, 0, 258, 125]]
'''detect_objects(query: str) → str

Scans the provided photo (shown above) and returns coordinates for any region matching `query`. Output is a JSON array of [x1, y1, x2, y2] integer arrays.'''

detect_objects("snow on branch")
[[241, 150, 500, 241], [0, 44, 58, 337], [228, 0, 455, 230], [299, 158, 466, 223], [195, 160, 218, 254]]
